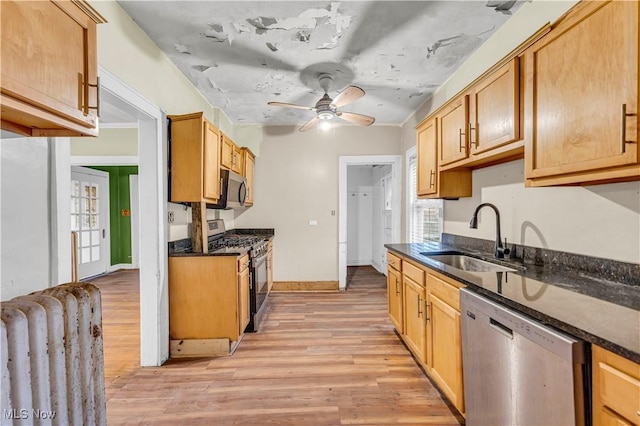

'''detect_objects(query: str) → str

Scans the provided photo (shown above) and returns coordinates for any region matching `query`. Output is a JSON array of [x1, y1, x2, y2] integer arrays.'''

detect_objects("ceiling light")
[[318, 111, 334, 120], [319, 120, 332, 131]]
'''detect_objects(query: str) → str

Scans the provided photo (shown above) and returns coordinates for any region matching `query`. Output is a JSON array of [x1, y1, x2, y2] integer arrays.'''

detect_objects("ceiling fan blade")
[[299, 117, 319, 132], [336, 112, 375, 126], [268, 101, 315, 111], [332, 86, 365, 108]]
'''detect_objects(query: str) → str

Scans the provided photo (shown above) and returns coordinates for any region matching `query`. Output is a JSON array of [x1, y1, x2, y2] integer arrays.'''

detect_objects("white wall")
[[347, 166, 373, 265], [444, 161, 640, 264], [71, 127, 138, 156], [1, 137, 51, 300], [233, 125, 401, 282]]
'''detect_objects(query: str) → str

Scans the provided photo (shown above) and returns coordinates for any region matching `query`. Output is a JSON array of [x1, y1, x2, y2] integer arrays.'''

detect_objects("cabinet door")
[[592, 345, 640, 426], [417, 118, 438, 196], [524, 1, 638, 184], [469, 58, 520, 155], [238, 266, 250, 334], [439, 95, 469, 166], [203, 122, 221, 201], [403, 277, 426, 362], [387, 267, 403, 333], [220, 135, 234, 169], [244, 151, 255, 205], [232, 145, 243, 174], [1, 0, 102, 135], [428, 293, 464, 413]]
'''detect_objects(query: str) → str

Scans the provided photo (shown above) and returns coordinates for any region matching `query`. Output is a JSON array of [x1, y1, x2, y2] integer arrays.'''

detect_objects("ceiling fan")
[[268, 74, 375, 132]]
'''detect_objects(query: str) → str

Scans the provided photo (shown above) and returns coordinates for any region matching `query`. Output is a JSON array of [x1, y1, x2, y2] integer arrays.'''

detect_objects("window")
[[407, 148, 443, 243]]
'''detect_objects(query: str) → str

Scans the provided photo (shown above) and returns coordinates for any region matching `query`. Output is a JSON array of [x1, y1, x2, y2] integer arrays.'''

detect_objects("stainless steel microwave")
[[210, 169, 247, 209]]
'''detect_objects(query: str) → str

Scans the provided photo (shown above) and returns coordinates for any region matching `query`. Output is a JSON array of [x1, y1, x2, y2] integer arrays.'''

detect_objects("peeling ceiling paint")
[[117, 1, 523, 126]]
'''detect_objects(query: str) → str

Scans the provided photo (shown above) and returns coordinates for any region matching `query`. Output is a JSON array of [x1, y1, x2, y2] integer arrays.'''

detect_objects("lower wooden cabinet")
[[426, 272, 465, 413], [386, 250, 466, 416], [592, 345, 640, 426], [387, 252, 403, 333], [403, 276, 426, 362], [168, 253, 250, 357]]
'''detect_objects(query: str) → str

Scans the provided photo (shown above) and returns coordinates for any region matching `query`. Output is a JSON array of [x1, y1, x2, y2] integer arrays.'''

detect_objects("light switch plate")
[[309, 220, 318, 226]]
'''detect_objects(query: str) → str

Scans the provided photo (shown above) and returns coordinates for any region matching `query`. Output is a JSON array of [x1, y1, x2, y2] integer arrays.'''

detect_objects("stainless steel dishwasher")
[[460, 289, 589, 426]]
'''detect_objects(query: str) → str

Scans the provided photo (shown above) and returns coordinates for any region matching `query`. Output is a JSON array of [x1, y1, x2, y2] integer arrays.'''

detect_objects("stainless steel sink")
[[426, 254, 517, 273]]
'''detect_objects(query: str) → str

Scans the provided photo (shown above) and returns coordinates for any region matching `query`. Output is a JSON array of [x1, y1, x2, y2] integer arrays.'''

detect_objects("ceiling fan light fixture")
[[318, 111, 334, 120]]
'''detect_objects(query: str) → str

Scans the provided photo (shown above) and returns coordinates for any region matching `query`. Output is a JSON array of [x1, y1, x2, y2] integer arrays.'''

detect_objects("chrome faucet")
[[469, 203, 510, 258]]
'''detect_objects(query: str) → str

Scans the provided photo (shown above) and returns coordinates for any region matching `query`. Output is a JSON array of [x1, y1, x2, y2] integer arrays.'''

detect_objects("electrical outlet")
[[168, 211, 175, 223]]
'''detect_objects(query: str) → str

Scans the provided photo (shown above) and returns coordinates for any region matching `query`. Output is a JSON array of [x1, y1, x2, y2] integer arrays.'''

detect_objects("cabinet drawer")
[[387, 252, 402, 271], [597, 361, 640, 424], [427, 273, 461, 311], [238, 254, 250, 272], [403, 260, 425, 287]]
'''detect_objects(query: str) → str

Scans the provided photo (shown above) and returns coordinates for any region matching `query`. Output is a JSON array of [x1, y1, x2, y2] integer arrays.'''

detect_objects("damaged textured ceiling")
[[118, 1, 523, 126]]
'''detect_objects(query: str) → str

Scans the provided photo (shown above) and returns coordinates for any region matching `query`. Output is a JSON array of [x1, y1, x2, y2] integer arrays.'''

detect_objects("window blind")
[[408, 152, 443, 243]]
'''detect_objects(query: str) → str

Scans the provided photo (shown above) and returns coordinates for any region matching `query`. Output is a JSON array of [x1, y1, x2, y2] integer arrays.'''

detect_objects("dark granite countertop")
[[169, 228, 274, 257], [169, 246, 252, 257], [385, 241, 640, 363]]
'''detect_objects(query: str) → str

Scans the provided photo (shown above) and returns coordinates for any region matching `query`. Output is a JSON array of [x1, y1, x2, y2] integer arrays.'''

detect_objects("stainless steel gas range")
[[205, 220, 271, 333]]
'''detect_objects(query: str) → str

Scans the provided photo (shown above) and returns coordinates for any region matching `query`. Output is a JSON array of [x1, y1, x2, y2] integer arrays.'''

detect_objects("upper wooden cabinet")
[[232, 145, 243, 174], [220, 133, 243, 174], [220, 134, 234, 170], [467, 58, 522, 164], [242, 148, 255, 206], [439, 95, 470, 167], [1, 0, 106, 137], [417, 118, 438, 196], [417, 117, 472, 199], [169, 112, 221, 204], [524, 0, 639, 186]]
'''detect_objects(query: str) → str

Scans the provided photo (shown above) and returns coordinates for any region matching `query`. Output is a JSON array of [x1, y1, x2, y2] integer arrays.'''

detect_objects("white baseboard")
[[347, 260, 372, 266]]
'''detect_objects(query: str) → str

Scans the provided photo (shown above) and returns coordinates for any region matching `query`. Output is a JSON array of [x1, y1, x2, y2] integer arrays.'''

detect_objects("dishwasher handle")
[[489, 317, 514, 339]]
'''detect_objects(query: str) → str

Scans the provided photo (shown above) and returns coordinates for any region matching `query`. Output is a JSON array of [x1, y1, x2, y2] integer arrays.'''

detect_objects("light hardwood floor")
[[91, 267, 461, 425]]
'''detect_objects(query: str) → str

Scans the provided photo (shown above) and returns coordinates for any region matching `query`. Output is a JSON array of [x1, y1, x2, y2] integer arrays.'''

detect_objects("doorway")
[[338, 155, 401, 290], [71, 166, 110, 279], [96, 67, 168, 366]]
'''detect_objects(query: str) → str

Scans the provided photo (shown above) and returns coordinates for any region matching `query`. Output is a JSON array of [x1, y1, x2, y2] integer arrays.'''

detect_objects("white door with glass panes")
[[71, 167, 110, 279]]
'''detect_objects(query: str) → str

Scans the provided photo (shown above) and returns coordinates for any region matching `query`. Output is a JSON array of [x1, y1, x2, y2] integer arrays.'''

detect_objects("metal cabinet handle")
[[88, 77, 101, 117], [394, 278, 399, 296], [424, 301, 430, 324], [621, 104, 636, 153], [469, 122, 477, 147], [417, 295, 422, 317], [459, 128, 466, 152], [429, 170, 435, 188]]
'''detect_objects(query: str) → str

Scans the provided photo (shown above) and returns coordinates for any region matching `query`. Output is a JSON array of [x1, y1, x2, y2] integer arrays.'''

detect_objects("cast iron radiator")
[[0, 282, 106, 425]]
